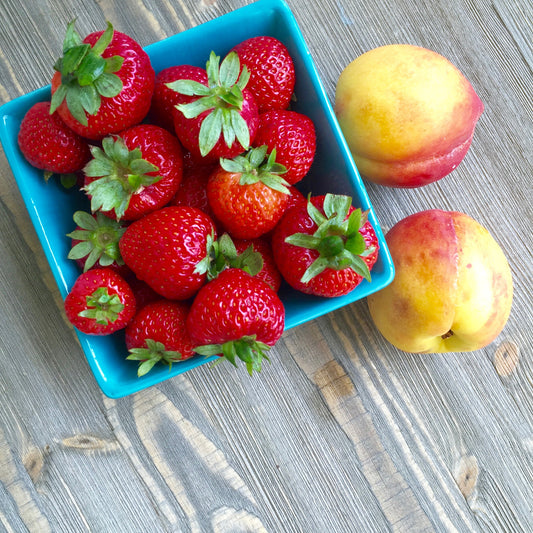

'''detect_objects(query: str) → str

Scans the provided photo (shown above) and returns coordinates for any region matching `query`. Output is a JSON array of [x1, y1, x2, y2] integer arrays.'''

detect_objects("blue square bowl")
[[0, 0, 394, 398]]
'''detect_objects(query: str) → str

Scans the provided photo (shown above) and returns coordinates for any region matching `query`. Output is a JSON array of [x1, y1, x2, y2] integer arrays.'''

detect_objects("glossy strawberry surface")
[[186, 268, 285, 348], [125, 300, 195, 375], [231, 35, 295, 113], [17, 101, 91, 174], [207, 165, 289, 239], [64, 268, 136, 335], [119, 205, 217, 300], [253, 109, 316, 184]]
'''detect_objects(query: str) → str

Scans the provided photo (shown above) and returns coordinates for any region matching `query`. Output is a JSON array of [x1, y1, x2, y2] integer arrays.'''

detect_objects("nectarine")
[[334, 44, 484, 187], [367, 210, 513, 352]]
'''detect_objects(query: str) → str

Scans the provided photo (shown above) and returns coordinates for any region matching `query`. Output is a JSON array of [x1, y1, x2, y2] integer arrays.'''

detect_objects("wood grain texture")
[[0, 0, 532, 531]]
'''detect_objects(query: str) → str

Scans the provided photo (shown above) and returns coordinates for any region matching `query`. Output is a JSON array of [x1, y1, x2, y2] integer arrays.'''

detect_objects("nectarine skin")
[[334, 45, 484, 188], [367, 210, 513, 353]]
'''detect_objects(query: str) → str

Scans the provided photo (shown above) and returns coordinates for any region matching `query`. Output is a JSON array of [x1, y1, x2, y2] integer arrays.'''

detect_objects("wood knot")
[[453, 455, 478, 499], [61, 434, 120, 453], [493, 341, 520, 377], [23, 445, 49, 484]]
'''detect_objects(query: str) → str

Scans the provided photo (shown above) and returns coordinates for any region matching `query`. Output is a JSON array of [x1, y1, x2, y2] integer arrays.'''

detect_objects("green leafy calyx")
[[83, 135, 161, 219], [79, 287, 124, 324], [167, 51, 251, 157], [127, 339, 189, 377], [195, 232, 264, 281], [220, 145, 290, 194], [50, 20, 124, 126], [67, 210, 127, 271], [195, 335, 271, 376], [285, 193, 375, 283]]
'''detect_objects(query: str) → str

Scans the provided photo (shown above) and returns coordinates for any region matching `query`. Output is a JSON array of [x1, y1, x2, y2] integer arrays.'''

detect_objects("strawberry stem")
[[285, 193, 374, 283], [50, 21, 124, 126], [127, 339, 188, 377], [168, 51, 252, 156], [83, 135, 161, 219], [79, 287, 124, 325], [195, 335, 271, 375]]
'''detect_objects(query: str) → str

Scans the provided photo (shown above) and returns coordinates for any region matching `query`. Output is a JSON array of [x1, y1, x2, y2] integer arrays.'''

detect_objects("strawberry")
[[253, 109, 316, 185], [119, 205, 217, 300], [187, 268, 285, 374], [50, 21, 155, 140], [83, 124, 183, 221], [125, 300, 195, 376], [125, 276, 162, 311], [64, 268, 136, 335], [272, 194, 379, 297], [17, 101, 91, 178], [168, 51, 259, 159], [149, 65, 208, 132], [169, 158, 218, 221], [230, 35, 295, 113], [234, 238, 282, 292], [67, 210, 128, 273], [207, 145, 290, 239]]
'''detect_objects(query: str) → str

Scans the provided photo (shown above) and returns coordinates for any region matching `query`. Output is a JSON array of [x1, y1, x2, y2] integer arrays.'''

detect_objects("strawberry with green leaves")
[[119, 205, 217, 300], [67, 210, 128, 273], [230, 35, 295, 113], [83, 124, 183, 221], [150, 65, 208, 132], [17, 101, 91, 181], [253, 109, 316, 185], [125, 300, 195, 376], [64, 268, 136, 335], [272, 194, 379, 297], [207, 145, 290, 239], [168, 51, 259, 159], [187, 268, 285, 375], [50, 21, 154, 140]]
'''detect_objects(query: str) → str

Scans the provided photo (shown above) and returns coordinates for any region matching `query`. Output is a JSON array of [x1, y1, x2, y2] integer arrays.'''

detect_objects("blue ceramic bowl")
[[0, 0, 394, 398]]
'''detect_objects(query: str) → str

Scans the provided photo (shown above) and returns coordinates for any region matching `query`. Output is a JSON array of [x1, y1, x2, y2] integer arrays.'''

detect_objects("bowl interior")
[[0, 0, 394, 398]]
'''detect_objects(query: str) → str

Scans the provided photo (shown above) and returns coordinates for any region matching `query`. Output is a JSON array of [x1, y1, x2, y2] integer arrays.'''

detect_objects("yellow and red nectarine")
[[367, 209, 513, 353], [334, 44, 484, 188]]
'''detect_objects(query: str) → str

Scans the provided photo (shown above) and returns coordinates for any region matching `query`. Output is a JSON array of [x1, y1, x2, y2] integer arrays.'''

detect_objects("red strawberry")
[[272, 194, 379, 297], [119, 205, 217, 300], [67, 210, 128, 273], [230, 36, 295, 113], [207, 145, 290, 239], [187, 268, 285, 374], [253, 110, 316, 185], [234, 238, 282, 292], [17, 101, 91, 177], [169, 158, 218, 221], [64, 268, 136, 335], [149, 65, 208, 132], [83, 124, 183, 221], [168, 51, 259, 159], [125, 276, 162, 311], [125, 300, 195, 376], [50, 21, 155, 140]]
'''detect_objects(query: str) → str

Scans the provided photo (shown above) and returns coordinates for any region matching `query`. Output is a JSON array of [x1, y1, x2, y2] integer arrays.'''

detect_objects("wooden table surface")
[[0, 0, 531, 531]]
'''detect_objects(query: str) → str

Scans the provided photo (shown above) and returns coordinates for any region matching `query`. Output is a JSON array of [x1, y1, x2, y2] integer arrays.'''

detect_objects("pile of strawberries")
[[17, 21, 379, 376]]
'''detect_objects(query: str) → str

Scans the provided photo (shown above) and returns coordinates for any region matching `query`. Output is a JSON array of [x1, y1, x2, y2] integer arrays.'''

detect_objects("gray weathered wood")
[[0, 0, 531, 531]]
